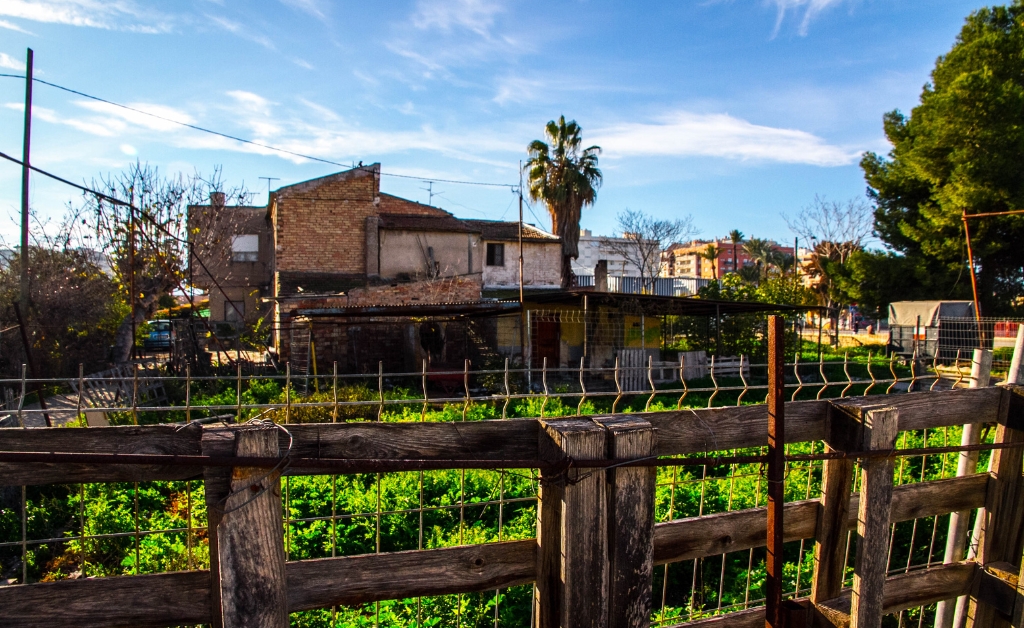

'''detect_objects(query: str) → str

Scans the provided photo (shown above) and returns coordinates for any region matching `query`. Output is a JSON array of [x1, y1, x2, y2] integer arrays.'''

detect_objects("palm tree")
[[728, 229, 744, 275], [526, 116, 602, 288], [700, 244, 721, 280], [743, 237, 773, 282]]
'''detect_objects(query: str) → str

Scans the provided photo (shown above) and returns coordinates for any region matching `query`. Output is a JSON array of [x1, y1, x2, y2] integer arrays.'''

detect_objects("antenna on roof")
[[420, 181, 442, 206], [259, 177, 280, 203]]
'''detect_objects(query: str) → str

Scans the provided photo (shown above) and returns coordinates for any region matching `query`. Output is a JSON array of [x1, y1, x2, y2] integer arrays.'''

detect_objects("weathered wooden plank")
[[972, 562, 1020, 618], [217, 426, 288, 628], [811, 452, 854, 604], [286, 540, 536, 611], [595, 416, 656, 628], [0, 423, 203, 486], [967, 387, 1024, 628], [535, 418, 608, 628], [204, 464, 231, 628], [850, 407, 899, 628], [654, 499, 819, 566], [653, 474, 987, 566], [283, 418, 542, 461], [644, 400, 826, 456], [671, 565, 976, 628], [645, 387, 1000, 457], [816, 562, 977, 628], [0, 570, 211, 628], [836, 387, 1002, 432], [665, 606, 765, 628]]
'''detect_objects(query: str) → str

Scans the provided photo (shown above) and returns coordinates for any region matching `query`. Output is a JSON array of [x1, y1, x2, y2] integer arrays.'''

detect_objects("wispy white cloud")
[[412, 0, 504, 37], [0, 53, 26, 71], [205, 14, 276, 50], [0, 19, 34, 34], [278, 0, 329, 22], [0, 0, 175, 33], [767, 0, 847, 37], [592, 111, 860, 166], [74, 100, 196, 132], [389, 0, 527, 76], [292, 58, 314, 70]]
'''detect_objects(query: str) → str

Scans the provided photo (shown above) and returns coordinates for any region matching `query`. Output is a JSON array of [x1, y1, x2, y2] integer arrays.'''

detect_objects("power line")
[[0, 73, 517, 189]]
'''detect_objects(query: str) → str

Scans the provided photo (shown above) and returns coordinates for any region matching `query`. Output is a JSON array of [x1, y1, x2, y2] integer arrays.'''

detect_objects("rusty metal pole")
[[766, 315, 785, 628]]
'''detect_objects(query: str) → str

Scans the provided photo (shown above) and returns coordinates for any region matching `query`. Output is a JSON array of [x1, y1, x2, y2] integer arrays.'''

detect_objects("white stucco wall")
[[482, 241, 561, 288]]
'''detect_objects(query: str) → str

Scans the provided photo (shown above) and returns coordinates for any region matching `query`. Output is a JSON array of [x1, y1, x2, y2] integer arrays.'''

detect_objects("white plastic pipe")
[[935, 348, 992, 628]]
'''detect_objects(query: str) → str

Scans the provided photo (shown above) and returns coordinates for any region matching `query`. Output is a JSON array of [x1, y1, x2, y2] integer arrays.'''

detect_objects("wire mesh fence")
[[0, 349, 1008, 627]]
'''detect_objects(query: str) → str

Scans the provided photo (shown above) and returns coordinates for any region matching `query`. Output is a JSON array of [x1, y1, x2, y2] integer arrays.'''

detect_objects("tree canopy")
[[861, 1, 1024, 314], [526, 116, 602, 288]]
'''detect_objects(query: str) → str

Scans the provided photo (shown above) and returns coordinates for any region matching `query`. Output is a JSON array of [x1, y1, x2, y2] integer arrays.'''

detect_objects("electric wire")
[[0, 73, 517, 189]]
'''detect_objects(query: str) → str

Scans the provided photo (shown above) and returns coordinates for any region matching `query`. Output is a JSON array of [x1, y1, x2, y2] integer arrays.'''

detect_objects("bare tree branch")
[[605, 209, 699, 292]]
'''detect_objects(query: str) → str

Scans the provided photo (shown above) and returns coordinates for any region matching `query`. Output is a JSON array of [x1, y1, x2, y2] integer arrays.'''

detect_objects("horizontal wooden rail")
[[0, 387, 1007, 487], [654, 473, 989, 565], [0, 473, 988, 628], [668, 562, 978, 628]]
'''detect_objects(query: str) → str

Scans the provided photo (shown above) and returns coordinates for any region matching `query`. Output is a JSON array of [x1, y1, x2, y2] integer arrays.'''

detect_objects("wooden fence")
[[1, 384, 1023, 627]]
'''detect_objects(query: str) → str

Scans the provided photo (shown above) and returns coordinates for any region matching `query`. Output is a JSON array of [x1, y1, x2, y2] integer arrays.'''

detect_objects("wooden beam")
[[0, 570, 211, 628], [968, 387, 1024, 628], [850, 407, 899, 628], [595, 416, 656, 628], [286, 539, 535, 611], [811, 453, 854, 604], [0, 423, 203, 486], [216, 426, 288, 628], [535, 418, 608, 628], [653, 474, 988, 566], [670, 564, 977, 628], [814, 562, 977, 628], [644, 387, 1000, 458], [0, 472, 989, 628]]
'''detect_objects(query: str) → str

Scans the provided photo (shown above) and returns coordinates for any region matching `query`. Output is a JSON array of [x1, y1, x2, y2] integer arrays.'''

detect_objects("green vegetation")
[[860, 1, 1024, 315], [1, 350, 960, 628]]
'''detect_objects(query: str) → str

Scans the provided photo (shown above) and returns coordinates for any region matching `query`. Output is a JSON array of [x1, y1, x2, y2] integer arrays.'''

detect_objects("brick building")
[[190, 164, 561, 367], [662, 239, 797, 279]]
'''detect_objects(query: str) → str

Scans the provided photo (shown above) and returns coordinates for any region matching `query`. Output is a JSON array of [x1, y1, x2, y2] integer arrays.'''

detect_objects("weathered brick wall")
[[273, 167, 379, 276]]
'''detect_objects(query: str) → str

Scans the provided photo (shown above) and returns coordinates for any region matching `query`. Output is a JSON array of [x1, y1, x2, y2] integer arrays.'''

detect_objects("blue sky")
[[0, 0, 991, 246]]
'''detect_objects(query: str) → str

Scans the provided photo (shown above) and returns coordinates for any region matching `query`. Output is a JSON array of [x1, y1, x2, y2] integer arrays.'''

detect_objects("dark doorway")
[[532, 319, 560, 369]]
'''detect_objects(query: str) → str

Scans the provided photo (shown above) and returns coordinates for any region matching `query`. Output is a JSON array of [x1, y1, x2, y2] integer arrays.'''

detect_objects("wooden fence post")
[[593, 416, 656, 628], [851, 407, 899, 628], [215, 425, 289, 628], [966, 386, 1024, 628], [810, 405, 856, 608], [535, 418, 608, 628], [813, 405, 899, 628]]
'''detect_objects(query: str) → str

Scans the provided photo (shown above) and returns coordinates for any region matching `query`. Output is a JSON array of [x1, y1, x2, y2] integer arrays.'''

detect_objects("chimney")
[[210, 192, 226, 207]]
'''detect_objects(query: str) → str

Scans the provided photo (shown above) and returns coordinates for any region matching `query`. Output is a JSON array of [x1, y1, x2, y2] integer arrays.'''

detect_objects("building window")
[[225, 300, 245, 322], [486, 243, 505, 266], [231, 234, 259, 262]]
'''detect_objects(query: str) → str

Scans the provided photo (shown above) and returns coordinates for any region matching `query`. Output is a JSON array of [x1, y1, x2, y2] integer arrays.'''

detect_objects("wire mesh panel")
[[0, 345, 1012, 627]]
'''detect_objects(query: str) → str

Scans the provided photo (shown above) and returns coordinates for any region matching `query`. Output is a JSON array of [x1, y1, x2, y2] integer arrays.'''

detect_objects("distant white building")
[[571, 229, 643, 277]]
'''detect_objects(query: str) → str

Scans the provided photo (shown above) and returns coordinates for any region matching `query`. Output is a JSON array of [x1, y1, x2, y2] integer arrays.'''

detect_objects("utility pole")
[[129, 189, 136, 361], [20, 48, 33, 316], [518, 163, 526, 371]]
